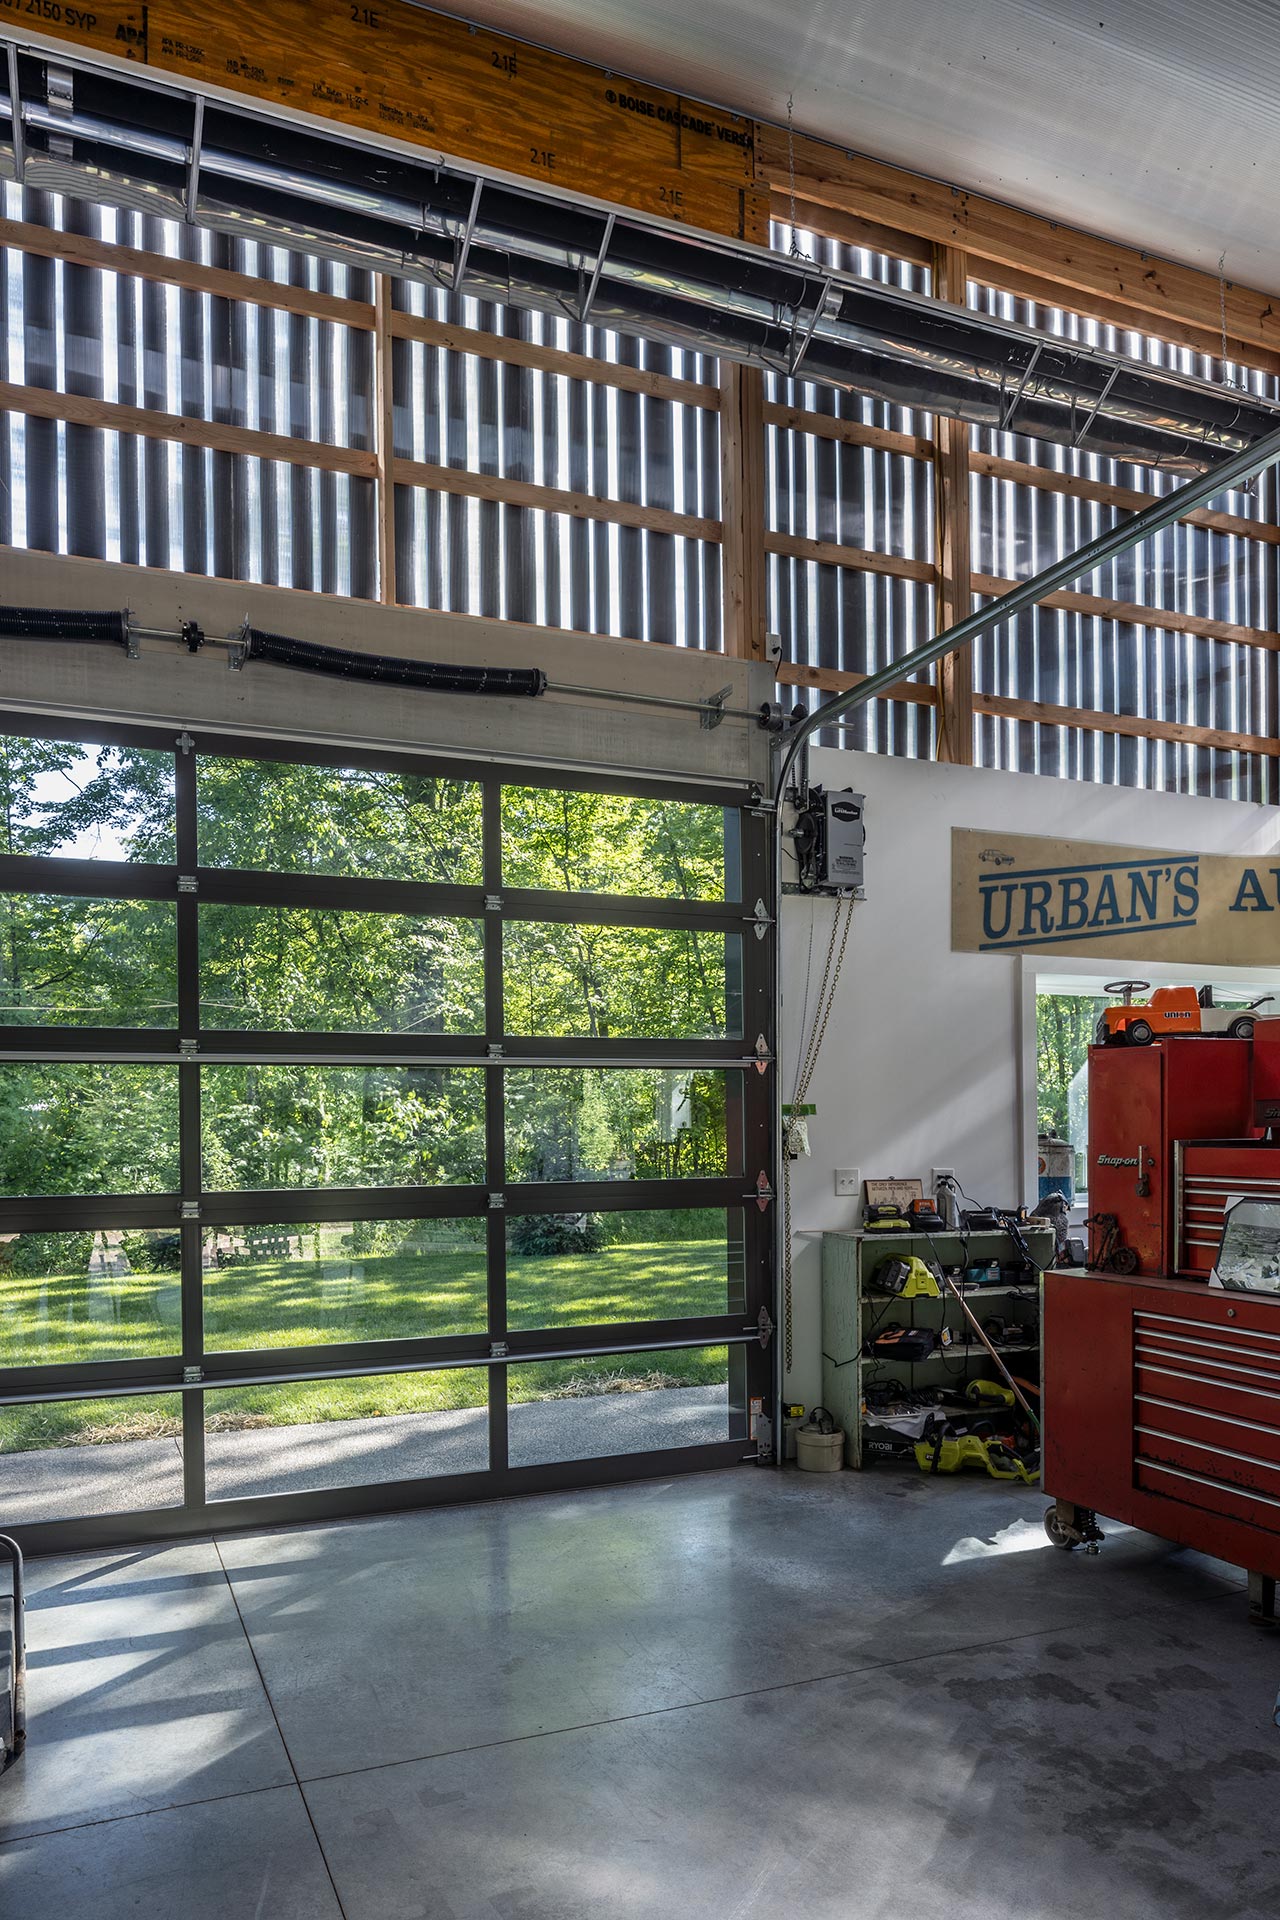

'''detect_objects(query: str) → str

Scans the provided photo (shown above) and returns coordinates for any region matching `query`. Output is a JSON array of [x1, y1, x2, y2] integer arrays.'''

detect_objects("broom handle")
[[939, 1269, 1041, 1432]]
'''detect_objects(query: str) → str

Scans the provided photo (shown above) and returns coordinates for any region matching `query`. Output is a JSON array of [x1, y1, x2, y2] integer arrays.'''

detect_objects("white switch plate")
[[834, 1167, 860, 1196]]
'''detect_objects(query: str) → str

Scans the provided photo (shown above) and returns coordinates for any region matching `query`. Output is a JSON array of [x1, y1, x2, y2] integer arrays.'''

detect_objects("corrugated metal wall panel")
[[0, 184, 379, 597], [390, 282, 721, 644], [2, 187, 1276, 795], [0, 184, 723, 644], [969, 282, 1280, 799], [765, 223, 936, 757]]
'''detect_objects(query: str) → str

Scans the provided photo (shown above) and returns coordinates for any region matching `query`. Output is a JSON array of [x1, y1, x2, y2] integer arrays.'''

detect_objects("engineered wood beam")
[[931, 243, 975, 765], [759, 127, 1280, 367], [718, 362, 768, 659]]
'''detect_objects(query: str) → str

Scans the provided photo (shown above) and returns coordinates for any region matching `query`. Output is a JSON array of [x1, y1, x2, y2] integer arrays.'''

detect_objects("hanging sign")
[[952, 828, 1280, 965]]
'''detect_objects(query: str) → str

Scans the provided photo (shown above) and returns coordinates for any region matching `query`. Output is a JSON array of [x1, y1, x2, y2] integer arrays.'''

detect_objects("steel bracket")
[[751, 897, 773, 940], [180, 1201, 200, 1220], [177, 875, 198, 894], [488, 1191, 505, 1209], [749, 1170, 775, 1211], [699, 685, 733, 730], [183, 1364, 203, 1384]]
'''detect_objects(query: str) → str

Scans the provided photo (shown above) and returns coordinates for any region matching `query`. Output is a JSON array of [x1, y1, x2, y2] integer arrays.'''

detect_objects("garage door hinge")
[[485, 894, 503, 912], [754, 1033, 772, 1073], [487, 1043, 504, 1060], [490, 1341, 509, 1359], [177, 875, 198, 894], [751, 898, 773, 939], [753, 1307, 775, 1347], [488, 1191, 505, 1209], [180, 1201, 200, 1219], [749, 1170, 774, 1211], [179, 1038, 198, 1057], [183, 1365, 203, 1385]]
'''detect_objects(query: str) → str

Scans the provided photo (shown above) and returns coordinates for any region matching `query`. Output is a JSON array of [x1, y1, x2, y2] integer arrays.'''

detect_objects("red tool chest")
[[1044, 1268, 1280, 1590], [1087, 1037, 1254, 1275]]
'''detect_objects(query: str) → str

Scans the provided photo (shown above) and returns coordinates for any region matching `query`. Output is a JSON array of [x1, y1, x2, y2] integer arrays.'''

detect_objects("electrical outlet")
[[932, 1168, 956, 1224], [932, 1167, 955, 1195], [834, 1167, 860, 1196]]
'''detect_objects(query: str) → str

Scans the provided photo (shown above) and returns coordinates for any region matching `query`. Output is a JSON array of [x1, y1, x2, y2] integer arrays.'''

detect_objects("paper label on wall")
[[952, 829, 1280, 964]]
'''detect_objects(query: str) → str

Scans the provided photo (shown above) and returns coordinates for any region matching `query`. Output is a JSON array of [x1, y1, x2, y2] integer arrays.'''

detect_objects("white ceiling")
[[449, 0, 1280, 290]]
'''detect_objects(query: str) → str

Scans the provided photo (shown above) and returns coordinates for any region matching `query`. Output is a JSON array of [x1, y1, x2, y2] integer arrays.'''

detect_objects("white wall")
[[781, 748, 1280, 1407]]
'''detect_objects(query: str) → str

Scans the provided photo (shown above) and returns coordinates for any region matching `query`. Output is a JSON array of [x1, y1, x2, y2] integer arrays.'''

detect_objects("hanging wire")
[[1218, 250, 1248, 394], [786, 93, 811, 263], [781, 892, 857, 1373]]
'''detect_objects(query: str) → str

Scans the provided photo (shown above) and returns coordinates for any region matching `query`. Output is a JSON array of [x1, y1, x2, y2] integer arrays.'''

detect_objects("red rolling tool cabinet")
[[1042, 1025, 1280, 1618], [1043, 1268, 1280, 1619]]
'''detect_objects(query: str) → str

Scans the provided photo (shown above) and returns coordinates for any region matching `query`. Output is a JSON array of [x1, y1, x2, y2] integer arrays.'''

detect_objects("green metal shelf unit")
[[820, 1228, 1055, 1467]]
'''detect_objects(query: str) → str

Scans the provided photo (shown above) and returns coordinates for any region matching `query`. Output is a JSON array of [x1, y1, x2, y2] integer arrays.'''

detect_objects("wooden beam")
[[762, 403, 931, 462], [779, 188, 1280, 373], [969, 451, 1280, 547], [967, 262, 1280, 378], [973, 571, 1280, 654], [0, 380, 377, 477], [974, 691, 1279, 760], [764, 531, 935, 583], [759, 125, 1280, 368], [777, 660, 937, 708], [0, 215, 375, 332], [390, 311, 719, 409], [769, 191, 933, 268], [718, 363, 768, 659], [931, 243, 975, 766], [33, 1, 765, 246], [392, 457, 721, 542], [374, 276, 397, 608]]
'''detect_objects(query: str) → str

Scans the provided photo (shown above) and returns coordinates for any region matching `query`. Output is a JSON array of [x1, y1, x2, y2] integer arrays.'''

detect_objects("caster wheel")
[[1044, 1503, 1077, 1550]]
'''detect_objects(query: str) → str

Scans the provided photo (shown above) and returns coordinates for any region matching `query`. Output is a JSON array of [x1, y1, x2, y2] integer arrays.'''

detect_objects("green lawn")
[[0, 1239, 731, 1451]]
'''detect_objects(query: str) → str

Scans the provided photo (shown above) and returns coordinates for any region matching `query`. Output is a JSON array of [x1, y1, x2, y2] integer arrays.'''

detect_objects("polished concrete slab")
[[0, 1466, 1276, 1920], [213, 1467, 1245, 1780], [0, 1539, 293, 1843], [1, 1783, 343, 1918]]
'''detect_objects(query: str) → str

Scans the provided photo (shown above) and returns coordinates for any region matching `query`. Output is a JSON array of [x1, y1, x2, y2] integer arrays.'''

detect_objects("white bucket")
[[795, 1425, 845, 1472]]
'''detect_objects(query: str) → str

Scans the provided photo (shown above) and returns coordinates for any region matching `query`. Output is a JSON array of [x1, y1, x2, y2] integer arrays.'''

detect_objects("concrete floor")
[[1, 1465, 1278, 1918]]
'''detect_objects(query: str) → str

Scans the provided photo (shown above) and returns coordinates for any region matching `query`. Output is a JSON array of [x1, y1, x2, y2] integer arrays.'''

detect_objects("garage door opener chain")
[[783, 894, 856, 1373]]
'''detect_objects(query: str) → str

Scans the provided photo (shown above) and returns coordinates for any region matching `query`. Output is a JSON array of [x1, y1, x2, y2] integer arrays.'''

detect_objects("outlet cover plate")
[[834, 1167, 860, 1196]]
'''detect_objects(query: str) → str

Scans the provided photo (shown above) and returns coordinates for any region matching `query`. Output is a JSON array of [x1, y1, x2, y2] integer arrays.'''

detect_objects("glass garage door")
[[0, 718, 773, 1549]]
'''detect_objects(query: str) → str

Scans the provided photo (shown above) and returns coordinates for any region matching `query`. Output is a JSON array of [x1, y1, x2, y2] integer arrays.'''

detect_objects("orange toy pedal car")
[[1095, 980, 1270, 1047]]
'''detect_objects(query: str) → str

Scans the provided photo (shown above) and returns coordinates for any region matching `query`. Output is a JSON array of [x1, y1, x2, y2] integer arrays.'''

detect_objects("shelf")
[[865, 1341, 1039, 1365]]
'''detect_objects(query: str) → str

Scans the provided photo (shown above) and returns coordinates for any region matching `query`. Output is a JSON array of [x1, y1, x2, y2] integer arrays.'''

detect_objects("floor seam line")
[[212, 1536, 351, 1920], [0, 1780, 290, 1851], [293, 1613, 1123, 1787]]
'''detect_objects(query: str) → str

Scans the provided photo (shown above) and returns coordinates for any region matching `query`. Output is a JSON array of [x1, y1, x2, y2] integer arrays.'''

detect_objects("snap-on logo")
[[1097, 1154, 1140, 1167]]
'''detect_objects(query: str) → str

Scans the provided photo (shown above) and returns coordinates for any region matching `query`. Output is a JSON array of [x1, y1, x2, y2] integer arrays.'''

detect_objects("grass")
[[0, 1240, 731, 1452]]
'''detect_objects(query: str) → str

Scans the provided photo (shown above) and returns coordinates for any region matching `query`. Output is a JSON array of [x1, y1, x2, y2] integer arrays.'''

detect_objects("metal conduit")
[[3, 60, 1278, 470]]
